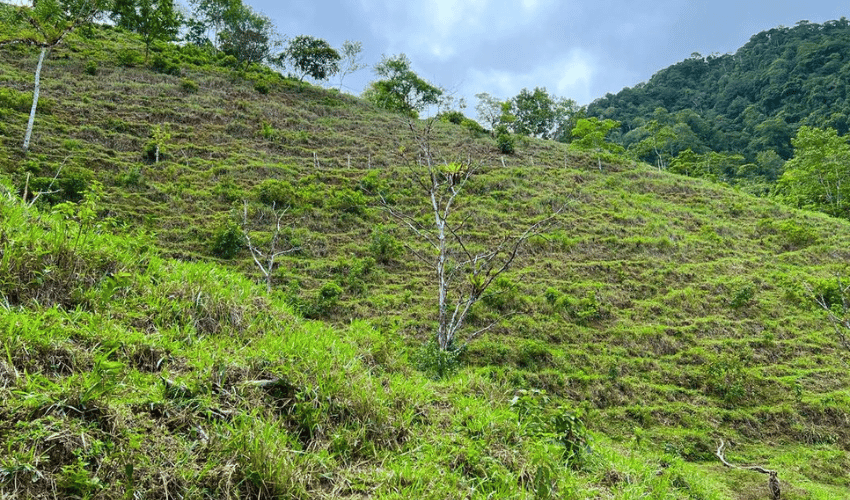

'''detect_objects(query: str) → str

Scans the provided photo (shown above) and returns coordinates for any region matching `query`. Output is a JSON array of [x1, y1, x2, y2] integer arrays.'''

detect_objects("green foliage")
[[116, 47, 144, 66], [508, 87, 579, 140], [180, 77, 199, 93], [510, 389, 592, 468], [588, 19, 850, 193], [494, 125, 515, 154], [307, 281, 343, 318], [363, 53, 442, 117], [255, 178, 294, 207], [84, 60, 98, 75], [413, 338, 466, 379], [210, 221, 244, 258], [284, 35, 341, 84], [0, 87, 32, 113], [775, 126, 850, 218], [369, 224, 402, 264], [110, 0, 183, 59]]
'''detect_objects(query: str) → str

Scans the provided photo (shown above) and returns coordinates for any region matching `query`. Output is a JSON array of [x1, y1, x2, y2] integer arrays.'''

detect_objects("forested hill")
[[587, 18, 850, 170]]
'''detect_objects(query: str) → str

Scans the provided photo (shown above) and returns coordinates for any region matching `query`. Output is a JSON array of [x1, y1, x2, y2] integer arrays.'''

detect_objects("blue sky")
[[238, 1, 844, 111]]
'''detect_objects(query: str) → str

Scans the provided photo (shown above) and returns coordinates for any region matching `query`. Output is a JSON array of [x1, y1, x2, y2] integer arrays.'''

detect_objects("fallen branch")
[[716, 439, 781, 499]]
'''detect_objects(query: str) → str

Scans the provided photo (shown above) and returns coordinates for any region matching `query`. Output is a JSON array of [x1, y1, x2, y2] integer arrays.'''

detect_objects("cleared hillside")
[[1, 21, 849, 499]]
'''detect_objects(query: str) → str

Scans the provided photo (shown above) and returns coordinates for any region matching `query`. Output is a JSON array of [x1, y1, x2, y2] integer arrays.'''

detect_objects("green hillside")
[[586, 18, 850, 193], [1, 19, 850, 500]]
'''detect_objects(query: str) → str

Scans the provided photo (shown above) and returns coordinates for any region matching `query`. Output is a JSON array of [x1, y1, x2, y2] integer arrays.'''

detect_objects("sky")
[[237, 1, 844, 114]]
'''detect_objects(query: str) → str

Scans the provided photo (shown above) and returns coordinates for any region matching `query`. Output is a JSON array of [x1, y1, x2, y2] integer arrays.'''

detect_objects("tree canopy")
[[363, 54, 442, 117]]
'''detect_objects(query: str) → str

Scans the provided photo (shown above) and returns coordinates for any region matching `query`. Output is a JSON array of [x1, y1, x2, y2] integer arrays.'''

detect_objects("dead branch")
[[716, 439, 781, 500]]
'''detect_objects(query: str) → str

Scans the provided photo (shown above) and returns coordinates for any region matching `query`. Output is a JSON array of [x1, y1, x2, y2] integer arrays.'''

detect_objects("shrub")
[[495, 125, 515, 154], [439, 110, 465, 124], [461, 118, 487, 135], [0, 88, 32, 113], [84, 61, 98, 76], [210, 222, 244, 259], [180, 78, 199, 93], [151, 54, 180, 76], [330, 188, 367, 216], [116, 49, 143, 67], [254, 79, 270, 95], [369, 225, 402, 264], [259, 121, 280, 141], [414, 338, 466, 379], [255, 179, 295, 207], [308, 282, 343, 318]]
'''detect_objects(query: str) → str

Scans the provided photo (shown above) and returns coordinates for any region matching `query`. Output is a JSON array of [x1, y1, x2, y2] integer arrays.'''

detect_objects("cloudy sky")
[[248, 0, 844, 112]]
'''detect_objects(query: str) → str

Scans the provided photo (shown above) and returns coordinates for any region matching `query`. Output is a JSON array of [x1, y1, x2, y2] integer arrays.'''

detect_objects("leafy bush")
[[255, 179, 295, 207], [180, 78, 199, 93], [151, 54, 180, 76], [369, 225, 402, 264], [482, 276, 522, 312], [307, 282, 343, 318], [254, 79, 270, 95], [461, 117, 487, 135], [210, 222, 244, 259], [414, 338, 466, 379], [116, 48, 143, 67], [439, 110, 465, 124], [330, 188, 367, 216], [84, 60, 98, 76], [510, 389, 592, 468], [259, 121, 280, 141], [0, 88, 32, 113], [19, 169, 91, 205], [495, 125, 515, 154], [728, 283, 755, 309]]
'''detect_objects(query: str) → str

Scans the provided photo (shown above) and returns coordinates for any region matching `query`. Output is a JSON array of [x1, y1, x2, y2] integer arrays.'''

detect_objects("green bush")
[[180, 78, 199, 93], [439, 110, 465, 124], [255, 179, 295, 207], [0, 87, 32, 113], [495, 125, 515, 154], [19, 169, 91, 205], [254, 79, 270, 95], [210, 222, 244, 259], [369, 225, 402, 264], [84, 60, 97, 76], [330, 188, 367, 216], [116, 48, 143, 67], [461, 118, 487, 135], [414, 338, 466, 379], [151, 54, 180, 76], [307, 282, 343, 318]]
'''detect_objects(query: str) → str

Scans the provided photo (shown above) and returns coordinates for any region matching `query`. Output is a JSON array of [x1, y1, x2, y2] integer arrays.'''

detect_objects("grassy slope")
[[1, 23, 849, 499]]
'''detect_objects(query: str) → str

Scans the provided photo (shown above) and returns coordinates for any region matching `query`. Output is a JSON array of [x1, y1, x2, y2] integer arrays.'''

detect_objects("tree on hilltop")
[[109, 0, 182, 61]]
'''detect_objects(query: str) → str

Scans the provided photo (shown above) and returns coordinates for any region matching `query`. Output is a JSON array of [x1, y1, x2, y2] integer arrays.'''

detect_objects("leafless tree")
[[0, 0, 107, 151], [808, 275, 850, 366], [241, 201, 299, 293], [382, 119, 562, 351]]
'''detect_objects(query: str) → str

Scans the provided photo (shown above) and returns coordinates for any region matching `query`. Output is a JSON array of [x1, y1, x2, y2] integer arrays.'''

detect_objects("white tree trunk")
[[23, 47, 47, 152]]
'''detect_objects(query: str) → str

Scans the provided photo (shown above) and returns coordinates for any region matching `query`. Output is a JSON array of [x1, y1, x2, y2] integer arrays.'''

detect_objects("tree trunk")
[[23, 47, 47, 152]]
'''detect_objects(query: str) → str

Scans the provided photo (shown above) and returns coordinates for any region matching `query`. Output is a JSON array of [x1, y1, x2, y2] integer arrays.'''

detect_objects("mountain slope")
[[1, 19, 849, 499], [587, 18, 850, 163]]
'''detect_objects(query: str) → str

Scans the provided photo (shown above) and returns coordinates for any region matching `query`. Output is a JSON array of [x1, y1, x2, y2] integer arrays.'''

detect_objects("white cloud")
[[466, 48, 597, 105], [355, 0, 558, 60]]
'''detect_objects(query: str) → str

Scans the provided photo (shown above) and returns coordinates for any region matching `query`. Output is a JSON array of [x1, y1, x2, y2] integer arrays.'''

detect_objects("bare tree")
[[381, 119, 561, 351], [716, 439, 780, 500], [808, 275, 850, 366], [0, 0, 108, 151], [241, 201, 299, 293], [337, 39, 365, 91]]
